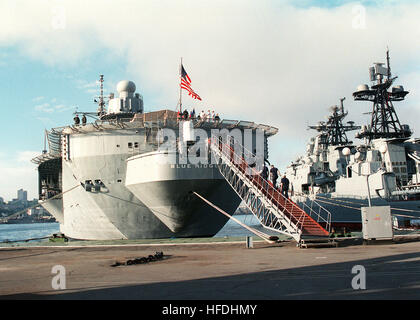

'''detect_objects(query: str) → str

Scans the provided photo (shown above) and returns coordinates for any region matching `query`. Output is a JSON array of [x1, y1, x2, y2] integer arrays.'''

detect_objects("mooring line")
[[193, 191, 276, 243]]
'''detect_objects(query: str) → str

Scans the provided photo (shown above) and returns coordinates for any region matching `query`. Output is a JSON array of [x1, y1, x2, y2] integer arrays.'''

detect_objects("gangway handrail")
[[210, 136, 306, 237], [209, 135, 332, 235]]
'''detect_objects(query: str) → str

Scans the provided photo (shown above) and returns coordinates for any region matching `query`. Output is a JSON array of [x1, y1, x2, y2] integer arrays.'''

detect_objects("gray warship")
[[286, 51, 420, 227], [32, 77, 278, 240]]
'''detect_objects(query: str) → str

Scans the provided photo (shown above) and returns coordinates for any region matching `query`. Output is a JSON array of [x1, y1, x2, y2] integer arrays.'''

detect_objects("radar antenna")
[[353, 49, 410, 142], [95, 75, 105, 117], [308, 97, 360, 146]]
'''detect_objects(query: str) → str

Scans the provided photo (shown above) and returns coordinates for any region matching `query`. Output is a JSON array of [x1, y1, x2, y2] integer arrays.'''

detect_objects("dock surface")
[[1, 239, 419, 299]]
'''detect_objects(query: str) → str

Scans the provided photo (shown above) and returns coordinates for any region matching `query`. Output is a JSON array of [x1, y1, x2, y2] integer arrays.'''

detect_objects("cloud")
[[0, 152, 38, 201], [35, 103, 54, 113], [54, 104, 74, 112], [35, 102, 74, 113], [1, 0, 420, 171], [74, 79, 104, 96], [36, 116, 55, 127], [17, 151, 40, 163], [32, 96, 45, 102]]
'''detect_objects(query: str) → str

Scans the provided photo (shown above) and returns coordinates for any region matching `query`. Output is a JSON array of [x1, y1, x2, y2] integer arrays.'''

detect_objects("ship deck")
[[32, 109, 278, 165], [60, 109, 279, 136]]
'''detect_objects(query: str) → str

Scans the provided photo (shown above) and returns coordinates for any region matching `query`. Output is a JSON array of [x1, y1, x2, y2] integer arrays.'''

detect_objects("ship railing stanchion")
[[209, 136, 332, 244]]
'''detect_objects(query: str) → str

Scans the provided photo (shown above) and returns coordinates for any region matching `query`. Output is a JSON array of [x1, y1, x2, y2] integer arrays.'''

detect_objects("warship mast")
[[353, 49, 411, 142], [97, 74, 105, 117], [308, 97, 360, 147]]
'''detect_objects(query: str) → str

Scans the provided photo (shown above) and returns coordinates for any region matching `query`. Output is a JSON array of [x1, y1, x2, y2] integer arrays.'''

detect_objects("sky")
[[0, 0, 419, 201]]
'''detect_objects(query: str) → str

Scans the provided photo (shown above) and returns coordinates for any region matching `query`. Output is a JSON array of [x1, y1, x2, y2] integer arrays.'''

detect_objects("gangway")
[[208, 136, 332, 246]]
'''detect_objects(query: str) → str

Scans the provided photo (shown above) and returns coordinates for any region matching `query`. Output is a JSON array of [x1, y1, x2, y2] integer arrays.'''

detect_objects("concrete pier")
[[0, 239, 419, 299]]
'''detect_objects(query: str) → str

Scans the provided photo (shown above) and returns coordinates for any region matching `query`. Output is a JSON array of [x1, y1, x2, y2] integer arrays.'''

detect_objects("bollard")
[[246, 236, 253, 248]]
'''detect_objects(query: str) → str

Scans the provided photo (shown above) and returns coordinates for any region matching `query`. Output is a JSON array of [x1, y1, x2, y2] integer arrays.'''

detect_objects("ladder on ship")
[[208, 136, 333, 246]]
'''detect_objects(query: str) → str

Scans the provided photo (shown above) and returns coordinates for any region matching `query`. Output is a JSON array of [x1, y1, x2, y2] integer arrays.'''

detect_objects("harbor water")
[[0, 214, 265, 243]]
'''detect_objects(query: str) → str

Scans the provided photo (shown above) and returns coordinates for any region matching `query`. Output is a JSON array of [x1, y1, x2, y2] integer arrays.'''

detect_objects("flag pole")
[[179, 57, 183, 113]]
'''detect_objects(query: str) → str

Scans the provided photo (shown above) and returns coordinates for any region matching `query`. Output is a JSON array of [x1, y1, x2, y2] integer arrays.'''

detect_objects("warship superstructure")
[[286, 51, 420, 225], [32, 77, 278, 240]]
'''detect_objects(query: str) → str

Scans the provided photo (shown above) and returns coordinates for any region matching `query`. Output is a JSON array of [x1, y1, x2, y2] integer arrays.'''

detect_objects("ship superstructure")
[[32, 77, 278, 240], [286, 51, 420, 225]]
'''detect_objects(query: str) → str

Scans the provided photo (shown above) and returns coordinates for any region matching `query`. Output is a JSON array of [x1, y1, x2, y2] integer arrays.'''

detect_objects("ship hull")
[[34, 110, 276, 240], [59, 176, 238, 240], [39, 199, 63, 223], [57, 152, 240, 240], [125, 151, 239, 233], [292, 194, 420, 226], [40, 128, 245, 240]]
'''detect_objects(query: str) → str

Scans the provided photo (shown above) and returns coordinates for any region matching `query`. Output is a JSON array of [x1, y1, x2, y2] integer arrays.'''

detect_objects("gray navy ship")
[[32, 77, 278, 240], [286, 51, 420, 227]]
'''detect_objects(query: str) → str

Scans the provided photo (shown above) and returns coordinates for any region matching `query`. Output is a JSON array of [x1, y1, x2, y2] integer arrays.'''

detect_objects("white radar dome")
[[392, 85, 404, 93], [379, 144, 388, 154], [117, 80, 136, 93], [342, 147, 351, 156], [357, 84, 369, 92], [354, 152, 364, 161]]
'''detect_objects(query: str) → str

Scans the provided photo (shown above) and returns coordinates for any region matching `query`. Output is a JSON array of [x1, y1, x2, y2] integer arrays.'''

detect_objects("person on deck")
[[74, 114, 80, 125], [280, 174, 290, 199], [270, 165, 279, 189], [260, 164, 269, 189]]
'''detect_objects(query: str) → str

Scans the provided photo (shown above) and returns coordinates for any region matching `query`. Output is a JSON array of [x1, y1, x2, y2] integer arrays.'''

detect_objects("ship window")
[[128, 142, 133, 148], [116, 144, 120, 148], [401, 167, 407, 173], [63, 134, 70, 161], [393, 167, 400, 173], [134, 142, 139, 148], [117, 179, 122, 183]]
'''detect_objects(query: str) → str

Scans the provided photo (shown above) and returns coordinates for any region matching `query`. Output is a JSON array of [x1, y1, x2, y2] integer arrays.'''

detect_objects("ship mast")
[[178, 58, 183, 113], [97, 74, 105, 117], [308, 97, 360, 147], [353, 49, 411, 142]]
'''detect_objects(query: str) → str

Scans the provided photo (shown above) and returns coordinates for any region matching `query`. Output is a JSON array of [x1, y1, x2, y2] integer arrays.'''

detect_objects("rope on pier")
[[193, 191, 277, 244]]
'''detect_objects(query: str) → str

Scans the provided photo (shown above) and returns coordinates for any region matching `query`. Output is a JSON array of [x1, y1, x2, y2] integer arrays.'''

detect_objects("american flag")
[[180, 64, 202, 101]]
